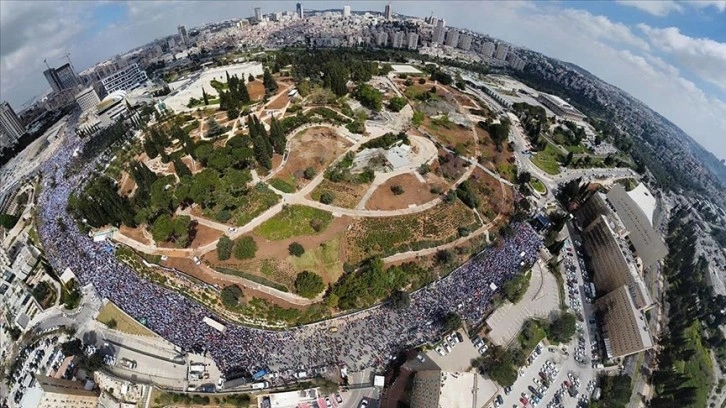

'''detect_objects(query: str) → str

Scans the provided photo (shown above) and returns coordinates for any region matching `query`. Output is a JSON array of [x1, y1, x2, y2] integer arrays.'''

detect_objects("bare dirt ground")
[[205, 216, 353, 286], [421, 117, 477, 157], [267, 92, 289, 110], [271, 154, 283, 171], [119, 225, 151, 245], [275, 127, 351, 190], [365, 173, 440, 210], [309, 179, 369, 209], [118, 171, 137, 197], [190, 223, 223, 248], [248, 81, 265, 101], [469, 168, 514, 219], [476, 128, 516, 182], [435, 149, 469, 181], [162, 256, 305, 309]]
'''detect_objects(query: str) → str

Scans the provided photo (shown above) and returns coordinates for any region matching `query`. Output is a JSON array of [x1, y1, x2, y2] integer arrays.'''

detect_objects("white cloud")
[[615, 0, 683, 17], [638, 24, 726, 91], [688, 0, 726, 12], [561, 9, 651, 50]]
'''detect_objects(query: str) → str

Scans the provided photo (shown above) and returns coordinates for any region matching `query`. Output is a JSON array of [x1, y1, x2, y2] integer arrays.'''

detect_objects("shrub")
[[310, 218, 323, 232], [294, 271, 325, 299], [391, 185, 404, 195], [288, 242, 305, 257], [319, 191, 335, 204], [303, 167, 316, 180], [217, 235, 234, 261], [234, 236, 257, 259], [418, 78, 426, 85]]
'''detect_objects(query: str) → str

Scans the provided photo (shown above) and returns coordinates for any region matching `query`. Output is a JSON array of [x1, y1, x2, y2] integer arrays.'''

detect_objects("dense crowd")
[[35, 118, 542, 378]]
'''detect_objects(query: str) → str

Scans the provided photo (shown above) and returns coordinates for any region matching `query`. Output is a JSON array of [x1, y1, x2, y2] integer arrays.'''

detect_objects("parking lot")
[[486, 261, 560, 347]]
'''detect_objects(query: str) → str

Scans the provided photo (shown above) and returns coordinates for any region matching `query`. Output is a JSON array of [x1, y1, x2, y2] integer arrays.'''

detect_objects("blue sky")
[[1, 1, 725, 159]]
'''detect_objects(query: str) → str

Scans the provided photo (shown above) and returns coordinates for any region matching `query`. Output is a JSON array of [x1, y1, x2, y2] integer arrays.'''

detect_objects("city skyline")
[[1, 0, 725, 159]]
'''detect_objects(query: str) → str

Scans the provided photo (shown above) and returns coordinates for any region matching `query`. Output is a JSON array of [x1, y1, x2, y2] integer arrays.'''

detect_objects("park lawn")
[[529, 178, 547, 194], [255, 205, 333, 240], [676, 322, 713, 408], [96, 301, 157, 337], [563, 144, 588, 154], [531, 143, 563, 175], [270, 177, 296, 193], [496, 162, 517, 184], [234, 186, 281, 227], [288, 233, 344, 284]]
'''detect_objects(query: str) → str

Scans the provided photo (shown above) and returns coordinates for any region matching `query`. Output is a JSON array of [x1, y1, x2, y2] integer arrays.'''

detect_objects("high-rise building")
[[100, 63, 149, 94], [254, 7, 262, 20], [177, 25, 189, 47], [480, 42, 495, 57], [433, 19, 446, 45], [43, 69, 63, 93], [495, 43, 509, 60], [430, 17, 438, 27], [44, 63, 79, 93], [296, 3, 304, 19], [0, 101, 26, 148], [384, 3, 392, 20], [407, 32, 419, 50], [458, 34, 472, 51], [343, 5, 351, 18], [392, 31, 405, 48], [375, 31, 389, 47], [34, 375, 100, 408], [444, 29, 459, 47]]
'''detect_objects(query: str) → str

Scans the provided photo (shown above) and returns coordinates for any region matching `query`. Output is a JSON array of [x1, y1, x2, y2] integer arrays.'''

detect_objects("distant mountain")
[[508, 48, 726, 208]]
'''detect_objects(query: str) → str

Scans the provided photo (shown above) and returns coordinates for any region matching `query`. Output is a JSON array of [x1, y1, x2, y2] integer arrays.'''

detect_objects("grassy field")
[[310, 179, 369, 209], [531, 143, 563, 175], [270, 177, 296, 193], [674, 322, 713, 408], [96, 301, 157, 337], [255, 205, 333, 240], [289, 234, 344, 284], [529, 178, 547, 194], [235, 185, 280, 227]]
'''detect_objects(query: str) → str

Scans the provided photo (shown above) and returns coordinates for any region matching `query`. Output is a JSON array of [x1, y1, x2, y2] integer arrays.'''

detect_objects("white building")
[[480, 42, 495, 58], [407, 32, 419, 50], [375, 31, 388, 47], [445, 29, 459, 47], [0, 101, 26, 148], [343, 5, 351, 18], [495, 43, 509, 60], [75, 87, 101, 113], [433, 19, 446, 45], [101, 63, 149, 94], [384, 3, 392, 20], [96, 91, 130, 127], [392, 31, 405, 49], [458, 34, 472, 51]]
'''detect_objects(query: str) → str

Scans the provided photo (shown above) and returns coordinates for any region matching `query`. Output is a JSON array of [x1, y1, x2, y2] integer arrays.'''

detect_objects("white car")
[[193, 256, 201, 265]]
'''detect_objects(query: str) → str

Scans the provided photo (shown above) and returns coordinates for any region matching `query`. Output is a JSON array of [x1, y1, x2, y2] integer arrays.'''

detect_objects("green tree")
[[303, 167, 316, 179], [173, 157, 192, 178], [202, 87, 209, 105], [206, 117, 225, 138], [353, 83, 383, 111], [391, 185, 404, 195], [234, 236, 258, 259], [442, 312, 461, 332], [319, 191, 335, 204], [263, 69, 278, 96], [220, 285, 243, 308], [388, 96, 407, 112], [217, 235, 234, 260], [547, 312, 577, 344], [294, 271, 325, 299], [288, 242, 305, 257], [151, 214, 174, 242], [387, 289, 410, 310]]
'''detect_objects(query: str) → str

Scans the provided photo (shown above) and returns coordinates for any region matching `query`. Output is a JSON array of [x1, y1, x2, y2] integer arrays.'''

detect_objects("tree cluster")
[[294, 271, 325, 299], [219, 71, 251, 119], [151, 214, 194, 247], [353, 83, 383, 111]]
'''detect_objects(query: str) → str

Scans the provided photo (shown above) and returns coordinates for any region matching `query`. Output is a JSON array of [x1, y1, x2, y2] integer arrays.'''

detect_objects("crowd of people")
[[34, 117, 542, 380]]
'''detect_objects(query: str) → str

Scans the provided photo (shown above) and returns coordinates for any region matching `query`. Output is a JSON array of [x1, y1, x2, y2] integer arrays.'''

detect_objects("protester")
[[35, 118, 542, 380]]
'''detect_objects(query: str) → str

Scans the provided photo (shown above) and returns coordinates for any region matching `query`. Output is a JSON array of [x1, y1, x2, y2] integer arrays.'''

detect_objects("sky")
[[1, 0, 725, 159]]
